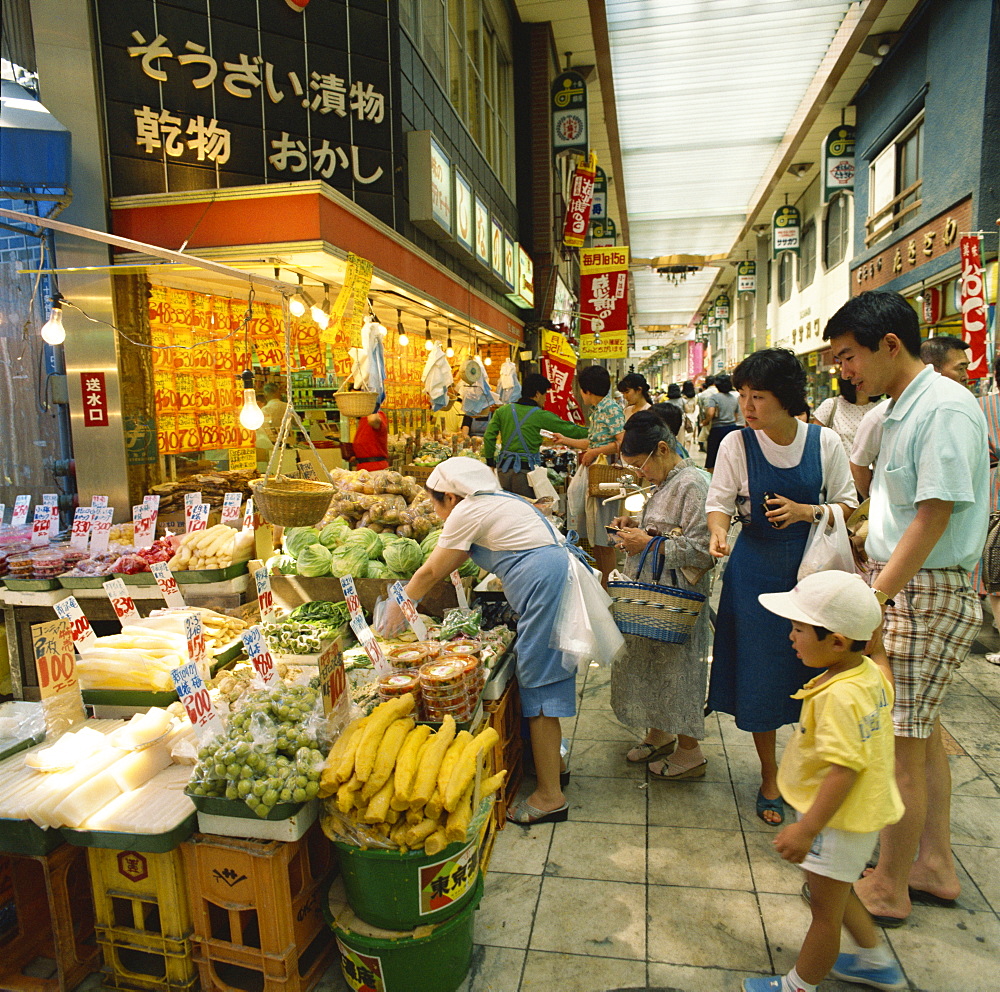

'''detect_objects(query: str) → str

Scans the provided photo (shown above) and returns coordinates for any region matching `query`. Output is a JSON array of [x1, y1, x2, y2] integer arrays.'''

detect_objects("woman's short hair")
[[667, 383, 681, 399], [837, 377, 857, 404], [621, 408, 676, 456], [522, 373, 551, 398], [732, 349, 807, 416], [682, 380, 696, 398], [651, 403, 683, 439], [714, 374, 733, 393], [578, 365, 611, 397]]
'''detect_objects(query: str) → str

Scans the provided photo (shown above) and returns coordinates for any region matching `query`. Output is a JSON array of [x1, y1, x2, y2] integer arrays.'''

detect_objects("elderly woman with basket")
[[608, 411, 714, 779]]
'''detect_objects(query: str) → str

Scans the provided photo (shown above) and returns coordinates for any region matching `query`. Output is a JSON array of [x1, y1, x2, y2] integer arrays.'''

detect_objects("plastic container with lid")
[[388, 645, 429, 670], [31, 550, 67, 579], [440, 640, 480, 657], [414, 641, 444, 660], [5, 553, 36, 577], [377, 671, 422, 707]]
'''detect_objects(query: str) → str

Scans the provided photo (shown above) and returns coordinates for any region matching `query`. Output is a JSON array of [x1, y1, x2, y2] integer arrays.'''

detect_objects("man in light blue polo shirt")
[[823, 290, 988, 929]]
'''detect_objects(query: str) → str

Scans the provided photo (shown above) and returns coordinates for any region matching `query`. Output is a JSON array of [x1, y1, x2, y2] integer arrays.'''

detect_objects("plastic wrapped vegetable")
[[285, 527, 321, 559], [383, 537, 424, 578], [297, 543, 334, 577]]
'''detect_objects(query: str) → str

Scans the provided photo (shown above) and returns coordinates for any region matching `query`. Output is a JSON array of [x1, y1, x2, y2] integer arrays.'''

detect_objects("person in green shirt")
[[483, 373, 589, 497]]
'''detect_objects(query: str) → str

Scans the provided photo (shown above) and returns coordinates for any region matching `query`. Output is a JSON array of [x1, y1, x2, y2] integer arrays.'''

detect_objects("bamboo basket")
[[250, 475, 335, 528], [587, 462, 636, 498], [334, 390, 378, 417]]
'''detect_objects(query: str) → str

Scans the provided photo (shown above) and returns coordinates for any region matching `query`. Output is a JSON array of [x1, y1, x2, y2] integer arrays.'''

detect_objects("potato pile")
[[319, 695, 505, 855], [168, 525, 254, 571]]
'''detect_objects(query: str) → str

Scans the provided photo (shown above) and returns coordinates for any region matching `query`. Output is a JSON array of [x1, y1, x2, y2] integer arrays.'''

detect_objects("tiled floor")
[[313, 621, 1000, 992]]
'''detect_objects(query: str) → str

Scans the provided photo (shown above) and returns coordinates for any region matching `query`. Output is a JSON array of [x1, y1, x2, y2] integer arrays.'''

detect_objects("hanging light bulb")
[[424, 319, 433, 351], [311, 284, 331, 329], [289, 297, 306, 318], [446, 330, 454, 359], [396, 310, 409, 347], [40, 298, 65, 345], [237, 370, 264, 430], [483, 353, 492, 366]]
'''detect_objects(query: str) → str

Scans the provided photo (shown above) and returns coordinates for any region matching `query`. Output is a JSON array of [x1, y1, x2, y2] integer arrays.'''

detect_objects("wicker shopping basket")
[[334, 389, 378, 417], [982, 512, 1000, 592], [587, 460, 636, 497], [609, 536, 705, 645], [250, 475, 335, 528]]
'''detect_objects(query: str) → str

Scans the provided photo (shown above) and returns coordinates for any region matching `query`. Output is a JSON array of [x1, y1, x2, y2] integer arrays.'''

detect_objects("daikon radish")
[[109, 744, 173, 792], [54, 771, 124, 828], [114, 708, 173, 749]]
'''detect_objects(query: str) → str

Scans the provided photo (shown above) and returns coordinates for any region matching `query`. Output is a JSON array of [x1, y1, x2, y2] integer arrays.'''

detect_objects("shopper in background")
[[551, 365, 626, 584], [826, 291, 988, 924], [610, 411, 713, 779], [618, 372, 653, 419], [812, 378, 879, 459], [706, 349, 856, 826], [702, 374, 740, 471], [349, 404, 389, 471], [482, 373, 588, 497], [460, 411, 492, 438], [979, 354, 1000, 644], [682, 380, 699, 440], [920, 334, 971, 386], [256, 382, 286, 446], [696, 375, 718, 451]]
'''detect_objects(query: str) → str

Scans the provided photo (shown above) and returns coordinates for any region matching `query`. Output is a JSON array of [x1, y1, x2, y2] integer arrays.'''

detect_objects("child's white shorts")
[[797, 813, 879, 883]]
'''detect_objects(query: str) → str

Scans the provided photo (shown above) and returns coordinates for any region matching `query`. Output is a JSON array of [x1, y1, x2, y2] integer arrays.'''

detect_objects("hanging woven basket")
[[334, 390, 378, 417], [250, 475, 335, 528]]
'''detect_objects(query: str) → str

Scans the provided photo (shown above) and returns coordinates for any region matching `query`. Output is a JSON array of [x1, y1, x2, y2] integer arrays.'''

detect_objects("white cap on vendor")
[[425, 457, 501, 497], [758, 570, 881, 642]]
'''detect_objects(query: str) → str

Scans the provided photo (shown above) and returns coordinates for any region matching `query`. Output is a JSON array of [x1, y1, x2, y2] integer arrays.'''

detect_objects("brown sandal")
[[625, 739, 677, 764]]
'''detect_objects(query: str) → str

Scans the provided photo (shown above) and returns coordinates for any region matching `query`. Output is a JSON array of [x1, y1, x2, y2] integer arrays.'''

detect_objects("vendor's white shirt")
[[705, 419, 857, 517], [437, 493, 559, 552], [850, 399, 891, 469]]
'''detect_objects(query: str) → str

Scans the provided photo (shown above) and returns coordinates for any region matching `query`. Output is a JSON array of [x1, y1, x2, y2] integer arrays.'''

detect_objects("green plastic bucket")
[[332, 836, 481, 929], [325, 873, 483, 992]]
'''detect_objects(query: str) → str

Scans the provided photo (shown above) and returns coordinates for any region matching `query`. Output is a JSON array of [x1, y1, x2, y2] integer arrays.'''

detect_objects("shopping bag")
[[566, 463, 588, 533], [549, 554, 625, 673], [797, 504, 854, 580], [526, 465, 559, 502], [981, 512, 1000, 592]]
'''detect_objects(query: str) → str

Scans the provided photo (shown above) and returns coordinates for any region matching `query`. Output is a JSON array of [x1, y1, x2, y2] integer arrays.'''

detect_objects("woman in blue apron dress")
[[706, 350, 856, 825], [377, 457, 601, 827]]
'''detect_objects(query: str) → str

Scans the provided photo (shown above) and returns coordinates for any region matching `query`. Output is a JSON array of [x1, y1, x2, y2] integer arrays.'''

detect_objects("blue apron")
[[496, 404, 542, 474], [465, 490, 589, 692], [708, 425, 823, 731]]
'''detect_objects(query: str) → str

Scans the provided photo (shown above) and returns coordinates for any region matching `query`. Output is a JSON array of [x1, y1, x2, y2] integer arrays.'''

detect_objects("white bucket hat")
[[758, 570, 881, 642]]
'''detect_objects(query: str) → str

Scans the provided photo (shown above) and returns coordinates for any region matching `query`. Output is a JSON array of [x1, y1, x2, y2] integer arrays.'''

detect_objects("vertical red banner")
[[562, 153, 598, 249], [960, 236, 988, 380], [80, 372, 109, 427]]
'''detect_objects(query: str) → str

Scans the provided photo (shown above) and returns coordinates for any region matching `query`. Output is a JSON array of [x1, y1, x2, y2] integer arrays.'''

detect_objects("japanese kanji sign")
[[170, 662, 222, 740], [31, 620, 79, 700], [960, 236, 988, 380], [563, 153, 598, 249], [418, 840, 479, 914], [579, 246, 629, 359], [80, 372, 109, 427], [540, 329, 583, 425], [335, 940, 385, 992], [551, 70, 588, 157], [737, 261, 756, 294], [95, 0, 393, 215], [773, 205, 801, 256], [823, 125, 855, 204]]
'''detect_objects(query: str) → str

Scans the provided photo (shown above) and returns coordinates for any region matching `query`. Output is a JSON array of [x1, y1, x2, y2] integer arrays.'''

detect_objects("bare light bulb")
[[311, 304, 329, 329], [289, 297, 306, 317], [40, 305, 65, 345], [425, 337, 434, 351], [239, 389, 265, 430], [398, 329, 409, 347], [483, 355, 492, 366], [446, 336, 454, 358]]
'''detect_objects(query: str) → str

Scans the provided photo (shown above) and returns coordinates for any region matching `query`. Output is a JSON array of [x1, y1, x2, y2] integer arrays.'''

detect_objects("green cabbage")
[[319, 519, 352, 549], [328, 545, 370, 578], [365, 559, 389, 579], [420, 529, 440, 560], [271, 554, 299, 575], [285, 527, 320, 559], [297, 543, 333, 577], [345, 527, 383, 560], [382, 538, 423, 578], [458, 557, 480, 578]]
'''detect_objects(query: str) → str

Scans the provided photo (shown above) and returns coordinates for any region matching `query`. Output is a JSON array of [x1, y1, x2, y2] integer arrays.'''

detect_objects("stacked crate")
[[483, 678, 522, 829]]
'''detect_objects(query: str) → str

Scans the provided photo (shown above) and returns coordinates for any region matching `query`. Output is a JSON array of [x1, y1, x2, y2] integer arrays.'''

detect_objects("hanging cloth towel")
[[497, 360, 521, 404], [353, 318, 387, 406], [422, 343, 453, 411]]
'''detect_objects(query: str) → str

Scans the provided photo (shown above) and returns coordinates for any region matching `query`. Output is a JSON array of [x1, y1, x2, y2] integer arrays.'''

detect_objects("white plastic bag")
[[549, 555, 625, 673], [797, 504, 854, 580], [527, 465, 558, 502], [566, 463, 588, 533]]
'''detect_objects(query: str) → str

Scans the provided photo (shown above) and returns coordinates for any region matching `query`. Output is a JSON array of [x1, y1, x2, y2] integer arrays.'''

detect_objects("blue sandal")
[[755, 790, 784, 826]]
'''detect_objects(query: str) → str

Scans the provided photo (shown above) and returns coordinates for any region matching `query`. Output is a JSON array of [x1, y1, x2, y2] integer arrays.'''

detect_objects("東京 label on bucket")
[[335, 939, 384, 992], [418, 840, 479, 915]]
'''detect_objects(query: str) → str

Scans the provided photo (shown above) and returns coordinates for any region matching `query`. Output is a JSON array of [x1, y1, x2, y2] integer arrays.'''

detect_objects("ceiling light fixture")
[[311, 284, 331, 329], [40, 295, 65, 345], [396, 309, 409, 347], [787, 162, 813, 180], [446, 330, 454, 359]]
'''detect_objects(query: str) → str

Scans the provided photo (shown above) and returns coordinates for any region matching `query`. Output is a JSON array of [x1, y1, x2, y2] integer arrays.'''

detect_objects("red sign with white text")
[[960, 236, 988, 380], [562, 154, 597, 249], [81, 372, 109, 427]]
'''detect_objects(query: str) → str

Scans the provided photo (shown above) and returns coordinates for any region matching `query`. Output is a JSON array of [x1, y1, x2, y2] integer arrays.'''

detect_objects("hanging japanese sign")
[[823, 125, 856, 203], [540, 330, 583, 425], [94, 0, 393, 218], [773, 205, 801, 256], [591, 217, 617, 247], [551, 70, 588, 157], [687, 342, 705, 379], [579, 246, 630, 359], [960, 236, 988, 380], [737, 261, 756, 293], [563, 153, 598, 249], [714, 294, 731, 322], [591, 166, 607, 221], [80, 373, 109, 428]]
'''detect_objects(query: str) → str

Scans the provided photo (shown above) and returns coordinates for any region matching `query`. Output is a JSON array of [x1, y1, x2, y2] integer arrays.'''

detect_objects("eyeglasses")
[[623, 449, 654, 476]]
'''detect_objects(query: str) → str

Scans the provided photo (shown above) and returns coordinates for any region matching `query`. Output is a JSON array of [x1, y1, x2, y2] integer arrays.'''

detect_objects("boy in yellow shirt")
[[743, 570, 905, 992]]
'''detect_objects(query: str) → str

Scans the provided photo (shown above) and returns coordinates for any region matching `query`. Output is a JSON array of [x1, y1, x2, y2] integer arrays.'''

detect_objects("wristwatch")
[[873, 589, 896, 608], [812, 504, 824, 522]]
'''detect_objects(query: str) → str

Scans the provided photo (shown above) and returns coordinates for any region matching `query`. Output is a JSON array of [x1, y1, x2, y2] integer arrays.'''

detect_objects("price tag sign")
[[241, 625, 279, 685], [242, 497, 255, 533], [53, 595, 97, 651], [339, 576, 364, 620], [69, 507, 93, 550], [254, 566, 277, 622], [186, 502, 210, 533], [449, 571, 470, 610], [91, 495, 109, 508], [150, 562, 186, 609], [349, 614, 390, 674], [184, 492, 202, 510], [11, 495, 30, 527], [228, 448, 257, 472], [170, 662, 223, 740], [220, 492, 242, 526], [31, 620, 79, 699], [317, 637, 349, 718], [184, 613, 208, 678], [103, 577, 141, 625], [389, 581, 428, 640], [31, 505, 52, 546], [90, 507, 114, 554], [42, 494, 59, 538], [135, 495, 159, 548]]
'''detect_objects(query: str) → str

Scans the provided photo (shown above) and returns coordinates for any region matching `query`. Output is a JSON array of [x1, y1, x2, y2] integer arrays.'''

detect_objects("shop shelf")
[[56, 573, 109, 589], [180, 822, 332, 964], [96, 928, 197, 992], [175, 562, 249, 584], [0, 842, 100, 991], [2, 578, 62, 591], [85, 844, 192, 945], [62, 812, 197, 854], [81, 688, 179, 708], [0, 818, 64, 857], [112, 571, 157, 586], [484, 678, 523, 830]]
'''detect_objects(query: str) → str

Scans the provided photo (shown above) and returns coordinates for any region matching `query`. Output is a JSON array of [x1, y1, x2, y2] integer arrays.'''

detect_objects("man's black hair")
[[522, 373, 552, 399], [822, 290, 921, 357], [578, 364, 611, 397], [919, 335, 969, 369]]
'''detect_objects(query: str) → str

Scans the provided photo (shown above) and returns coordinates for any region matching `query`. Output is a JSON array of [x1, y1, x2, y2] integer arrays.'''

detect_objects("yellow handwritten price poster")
[[229, 448, 257, 472], [31, 620, 78, 699]]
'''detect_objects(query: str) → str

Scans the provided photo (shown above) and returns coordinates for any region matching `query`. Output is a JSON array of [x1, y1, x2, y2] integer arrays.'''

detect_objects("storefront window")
[[777, 252, 794, 303], [823, 192, 849, 269], [866, 113, 924, 246], [798, 222, 816, 289]]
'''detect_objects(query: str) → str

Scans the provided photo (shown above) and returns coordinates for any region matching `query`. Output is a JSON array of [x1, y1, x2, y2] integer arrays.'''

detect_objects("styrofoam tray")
[[195, 799, 318, 842]]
